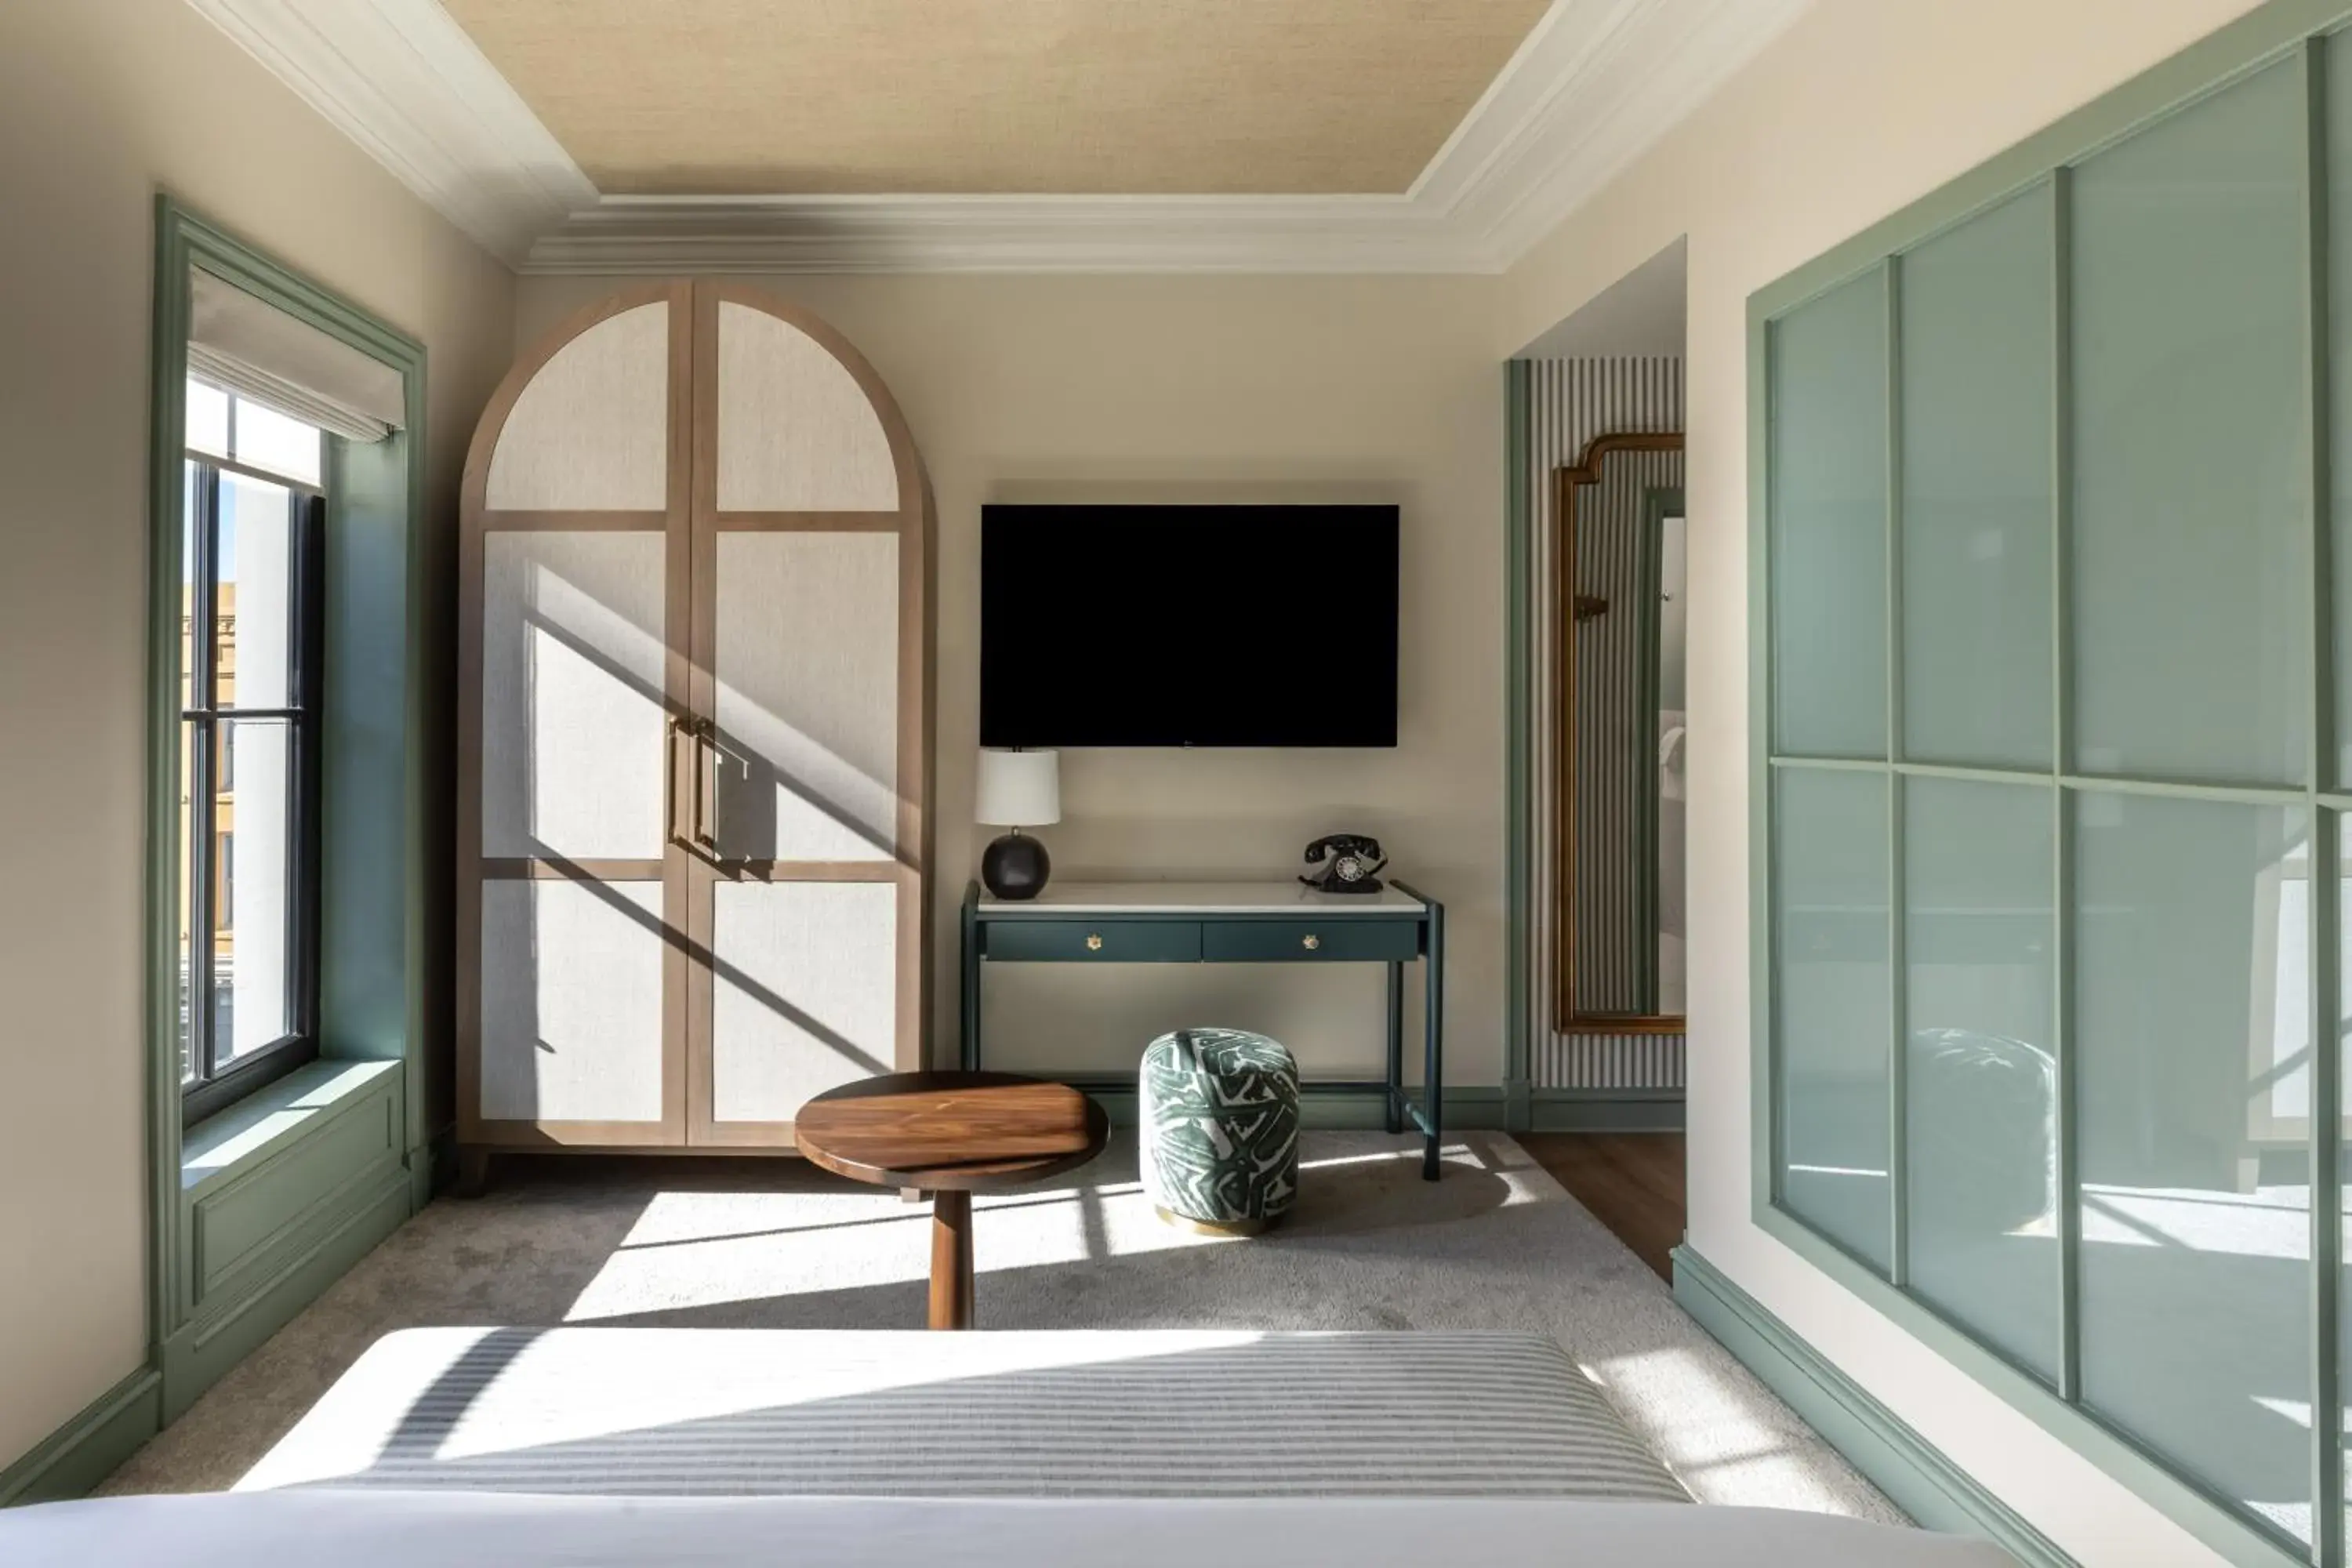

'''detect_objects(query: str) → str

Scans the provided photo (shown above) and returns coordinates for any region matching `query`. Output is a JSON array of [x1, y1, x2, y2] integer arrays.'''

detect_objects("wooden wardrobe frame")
[[456, 281, 933, 1161]]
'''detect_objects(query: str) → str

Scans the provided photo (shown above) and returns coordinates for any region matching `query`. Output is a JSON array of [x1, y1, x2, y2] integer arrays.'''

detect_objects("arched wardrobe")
[[456, 281, 931, 1176]]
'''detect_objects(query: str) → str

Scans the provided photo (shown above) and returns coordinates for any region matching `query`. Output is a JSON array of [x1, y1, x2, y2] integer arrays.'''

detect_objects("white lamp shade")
[[975, 749, 1061, 827]]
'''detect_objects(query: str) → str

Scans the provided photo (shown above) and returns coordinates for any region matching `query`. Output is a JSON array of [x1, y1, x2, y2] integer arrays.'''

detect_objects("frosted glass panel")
[[2074, 792, 2311, 1541], [712, 880, 898, 1123], [1771, 267, 1888, 759], [2071, 61, 2308, 786], [716, 303, 898, 512], [1774, 767, 1892, 1270], [480, 877, 666, 1123], [481, 532, 667, 860], [1904, 776, 2057, 1381], [1900, 190, 2054, 769], [713, 532, 899, 863]]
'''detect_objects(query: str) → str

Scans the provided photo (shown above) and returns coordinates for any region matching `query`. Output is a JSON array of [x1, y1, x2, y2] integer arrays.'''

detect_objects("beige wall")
[[0, 0, 514, 1472], [1497, 2, 2265, 1563], [517, 275, 1504, 1087]]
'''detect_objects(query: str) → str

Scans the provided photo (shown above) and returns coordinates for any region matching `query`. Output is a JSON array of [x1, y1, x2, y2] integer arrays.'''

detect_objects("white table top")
[[978, 880, 1426, 916]]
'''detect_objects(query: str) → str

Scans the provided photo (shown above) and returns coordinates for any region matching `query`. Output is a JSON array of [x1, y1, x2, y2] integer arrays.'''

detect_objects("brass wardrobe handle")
[[693, 721, 718, 852], [666, 717, 684, 844], [1086, 933, 1104, 952], [667, 715, 702, 848], [1303, 934, 1320, 951]]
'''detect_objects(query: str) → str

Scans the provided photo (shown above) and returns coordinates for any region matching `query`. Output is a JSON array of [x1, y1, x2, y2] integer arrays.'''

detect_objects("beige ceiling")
[[438, 1, 1555, 196]]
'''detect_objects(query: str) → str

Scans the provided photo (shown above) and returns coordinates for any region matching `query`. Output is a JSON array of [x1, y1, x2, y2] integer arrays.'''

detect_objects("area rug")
[[100, 1131, 1901, 1524]]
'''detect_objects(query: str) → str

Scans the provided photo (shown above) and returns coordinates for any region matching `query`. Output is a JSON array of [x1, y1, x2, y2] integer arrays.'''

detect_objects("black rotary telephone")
[[1301, 834, 1388, 895]]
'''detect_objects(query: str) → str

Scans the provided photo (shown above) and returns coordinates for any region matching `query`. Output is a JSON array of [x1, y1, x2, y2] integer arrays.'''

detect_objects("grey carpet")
[[100, 1131, 1901, 1524]]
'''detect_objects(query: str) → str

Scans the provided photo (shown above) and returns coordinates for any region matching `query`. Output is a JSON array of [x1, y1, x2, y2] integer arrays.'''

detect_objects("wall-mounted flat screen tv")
[[981, 503, 1399, 747]]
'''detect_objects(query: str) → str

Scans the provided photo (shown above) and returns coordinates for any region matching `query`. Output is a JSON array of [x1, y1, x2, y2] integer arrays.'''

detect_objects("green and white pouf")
[[1139, 1028, 1300, 1234]]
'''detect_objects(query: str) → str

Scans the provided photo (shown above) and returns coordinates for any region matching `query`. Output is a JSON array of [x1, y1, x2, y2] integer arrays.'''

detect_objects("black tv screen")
[[981, 503, 1399, 747]]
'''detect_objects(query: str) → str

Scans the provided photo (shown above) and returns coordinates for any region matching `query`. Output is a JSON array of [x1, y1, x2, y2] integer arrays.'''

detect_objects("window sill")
[[182, 1058, 400, 1202]]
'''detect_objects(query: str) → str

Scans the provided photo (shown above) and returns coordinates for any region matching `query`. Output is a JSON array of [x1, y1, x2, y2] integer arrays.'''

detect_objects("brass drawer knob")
[[1086, 933, 1104, 951], [1302, 933, 1320, 951]]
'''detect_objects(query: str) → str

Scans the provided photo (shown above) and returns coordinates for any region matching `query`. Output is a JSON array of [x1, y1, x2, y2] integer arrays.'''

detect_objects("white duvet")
[[2, 1491, 2019, 1566]]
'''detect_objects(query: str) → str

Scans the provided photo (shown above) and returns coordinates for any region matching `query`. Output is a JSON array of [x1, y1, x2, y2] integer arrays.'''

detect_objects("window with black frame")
[[180, 377, 325, 1123]]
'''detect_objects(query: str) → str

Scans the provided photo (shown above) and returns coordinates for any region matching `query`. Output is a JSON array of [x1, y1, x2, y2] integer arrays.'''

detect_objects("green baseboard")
[[1672, 1245, 2074, 1568], [1527, 1089, 1685, 1132], [0, 1367, 162, 1508]]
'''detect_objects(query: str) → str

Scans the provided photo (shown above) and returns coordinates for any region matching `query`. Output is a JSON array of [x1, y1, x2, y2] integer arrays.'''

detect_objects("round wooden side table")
[[794, 1070, 1109, 1330]]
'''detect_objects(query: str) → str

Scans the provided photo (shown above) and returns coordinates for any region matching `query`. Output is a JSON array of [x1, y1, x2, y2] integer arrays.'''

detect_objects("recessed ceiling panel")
[[439, 0, 1555, 196]]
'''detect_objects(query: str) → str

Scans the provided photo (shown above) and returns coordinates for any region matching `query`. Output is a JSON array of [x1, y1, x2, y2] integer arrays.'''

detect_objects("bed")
[[0, 1328, 2023, 1566], [5, 1491, 2023, 1568], [234, 1327, 1693, 1499]]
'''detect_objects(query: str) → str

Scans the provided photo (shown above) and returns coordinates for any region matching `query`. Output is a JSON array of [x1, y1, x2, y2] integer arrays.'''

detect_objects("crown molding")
[[186, 0, 595, 263], [1431, 0, 1813, 267], [523, 195, 1476, 276], [187, 0, 1810, 275]]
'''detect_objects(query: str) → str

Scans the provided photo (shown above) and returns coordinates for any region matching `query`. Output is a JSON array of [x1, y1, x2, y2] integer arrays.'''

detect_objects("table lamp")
[[976, 748, 1060, 899]]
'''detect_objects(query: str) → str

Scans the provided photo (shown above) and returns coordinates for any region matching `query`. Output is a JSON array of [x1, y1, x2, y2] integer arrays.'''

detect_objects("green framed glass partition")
[[1751, 8, 2352, 1563]]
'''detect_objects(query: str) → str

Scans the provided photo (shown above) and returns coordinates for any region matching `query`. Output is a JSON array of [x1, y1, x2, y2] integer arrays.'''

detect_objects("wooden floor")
[[1517, 1133, 1686, 1282]]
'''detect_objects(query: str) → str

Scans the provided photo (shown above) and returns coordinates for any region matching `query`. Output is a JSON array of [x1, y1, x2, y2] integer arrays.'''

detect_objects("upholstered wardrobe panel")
[[715, 303, 898, 512], [485, 302, 670, 510], [479, 531, 669, 861], [479, 878, 667, 1123], [713, 532, 900, 863], [710, 881, 900, 1124]]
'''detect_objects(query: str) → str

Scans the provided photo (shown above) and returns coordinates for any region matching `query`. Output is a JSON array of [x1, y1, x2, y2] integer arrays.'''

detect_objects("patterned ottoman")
[[1140, 1028, 1300, 1234]]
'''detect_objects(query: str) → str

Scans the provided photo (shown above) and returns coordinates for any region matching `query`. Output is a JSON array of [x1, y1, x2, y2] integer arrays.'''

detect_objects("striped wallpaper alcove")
[[1515, 358, 1686, 1093]]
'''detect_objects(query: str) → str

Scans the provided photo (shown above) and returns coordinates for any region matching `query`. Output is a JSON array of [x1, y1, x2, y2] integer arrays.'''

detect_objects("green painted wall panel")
[[191, 1087, 397, 1299], [162, 1175, 412, 1425]]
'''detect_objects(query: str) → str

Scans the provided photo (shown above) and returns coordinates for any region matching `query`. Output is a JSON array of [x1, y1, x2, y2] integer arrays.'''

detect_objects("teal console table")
[[959, 880, 1446, 1179]]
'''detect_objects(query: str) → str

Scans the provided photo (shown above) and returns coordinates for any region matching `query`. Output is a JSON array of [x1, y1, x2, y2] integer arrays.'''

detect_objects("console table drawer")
[[1202, 919, 1420, 964], [987, 920, 1202, 963]]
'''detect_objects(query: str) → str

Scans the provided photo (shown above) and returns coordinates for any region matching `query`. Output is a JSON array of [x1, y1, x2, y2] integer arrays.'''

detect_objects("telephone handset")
[[1301, 834, 1388, 895]]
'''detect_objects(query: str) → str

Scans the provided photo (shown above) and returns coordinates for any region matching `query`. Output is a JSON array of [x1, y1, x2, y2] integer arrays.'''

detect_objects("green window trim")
[[1748, 5, 2352, 1566], [145, 197, 433, 1422]]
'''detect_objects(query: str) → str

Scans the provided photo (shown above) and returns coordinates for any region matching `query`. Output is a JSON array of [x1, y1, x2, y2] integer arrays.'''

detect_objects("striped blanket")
[[238, 1327, 1691, 1502]]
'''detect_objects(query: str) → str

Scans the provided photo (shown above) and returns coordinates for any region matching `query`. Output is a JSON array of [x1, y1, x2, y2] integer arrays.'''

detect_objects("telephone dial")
[[1301, 834, 1388, 895]]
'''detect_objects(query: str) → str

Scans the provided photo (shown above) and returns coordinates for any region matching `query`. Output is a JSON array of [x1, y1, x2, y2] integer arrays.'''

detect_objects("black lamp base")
[[982, 831, 1051, 900]]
